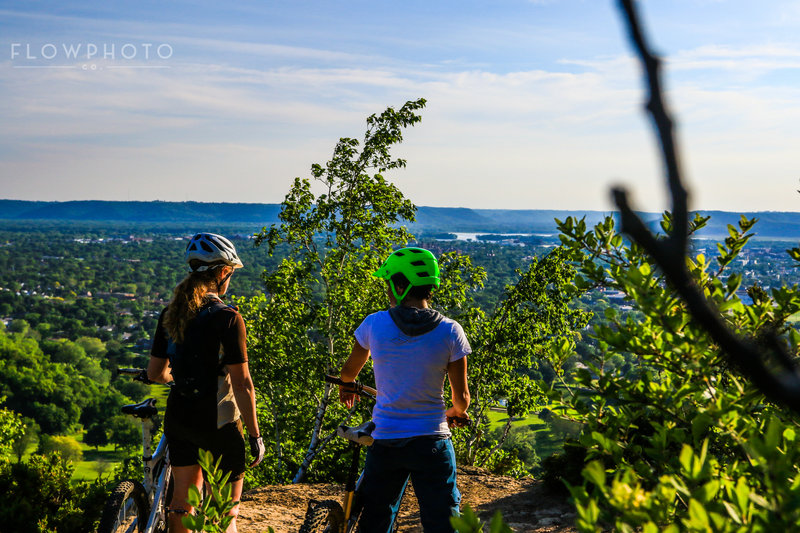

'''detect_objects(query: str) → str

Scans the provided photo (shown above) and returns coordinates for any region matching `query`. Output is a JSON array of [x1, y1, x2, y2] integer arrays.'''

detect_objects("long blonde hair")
[[163, 269, 221, 343]]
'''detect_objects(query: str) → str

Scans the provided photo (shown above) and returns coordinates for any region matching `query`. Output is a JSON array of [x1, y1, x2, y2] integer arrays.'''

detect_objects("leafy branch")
[[612, 0, 800, 412]]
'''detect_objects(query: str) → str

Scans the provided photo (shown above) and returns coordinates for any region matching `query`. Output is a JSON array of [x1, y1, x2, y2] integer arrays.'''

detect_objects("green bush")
[[545, 214, 800, 531], [0, 454, 107, 532], [38, 435, 83, 465]]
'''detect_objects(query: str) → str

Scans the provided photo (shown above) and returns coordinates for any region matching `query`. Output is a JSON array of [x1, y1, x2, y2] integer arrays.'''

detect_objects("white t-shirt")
[[354, 310, 471, 439]]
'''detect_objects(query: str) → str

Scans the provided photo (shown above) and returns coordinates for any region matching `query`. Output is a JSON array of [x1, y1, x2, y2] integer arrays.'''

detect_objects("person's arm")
[[147, 355, 173, 384], [148, 311, 172, 383], [339, 340, 371, 408], [445, 356, 470, 422], [228, 362, 259, 438]]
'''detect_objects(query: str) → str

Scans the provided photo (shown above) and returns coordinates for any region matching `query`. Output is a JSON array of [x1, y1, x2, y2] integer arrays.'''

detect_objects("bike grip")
[[447, 415, 473, 428], [324, 375, 378, 397], [134, 370, 154, 384]]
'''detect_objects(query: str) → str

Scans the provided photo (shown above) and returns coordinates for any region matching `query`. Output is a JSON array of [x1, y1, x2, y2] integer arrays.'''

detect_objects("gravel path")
[[237, 466, 577, 532]]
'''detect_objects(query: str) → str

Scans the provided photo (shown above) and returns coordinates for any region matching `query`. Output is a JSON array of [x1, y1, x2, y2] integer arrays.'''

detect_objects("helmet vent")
[[410, 260, 426, 266], [200, 241, 214, 253]]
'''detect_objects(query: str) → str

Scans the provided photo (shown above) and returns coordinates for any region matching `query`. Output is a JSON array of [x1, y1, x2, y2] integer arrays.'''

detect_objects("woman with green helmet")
[[339, 246, 471, 532]]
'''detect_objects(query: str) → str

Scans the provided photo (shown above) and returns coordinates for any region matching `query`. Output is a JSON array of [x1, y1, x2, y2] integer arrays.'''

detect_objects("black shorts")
[[167, 419, 247, 481]]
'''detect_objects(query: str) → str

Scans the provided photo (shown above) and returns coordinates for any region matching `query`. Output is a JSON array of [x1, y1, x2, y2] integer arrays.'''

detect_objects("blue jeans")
[[357, 436, 460, 533]]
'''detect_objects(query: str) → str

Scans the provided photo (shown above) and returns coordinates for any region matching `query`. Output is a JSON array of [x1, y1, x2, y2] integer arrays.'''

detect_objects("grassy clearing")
[[485, 408, 546, 430], [484, 406, 576, 460], [69, 428, 131, 481]]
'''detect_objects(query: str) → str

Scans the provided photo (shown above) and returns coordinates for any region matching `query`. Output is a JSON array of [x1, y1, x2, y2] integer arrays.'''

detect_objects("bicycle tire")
[[97, 480, 150, 533], [299, 499, 345, 533]]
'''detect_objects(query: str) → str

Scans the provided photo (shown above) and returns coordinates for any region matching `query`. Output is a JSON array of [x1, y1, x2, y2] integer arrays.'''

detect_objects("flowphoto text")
[[10, 42, 173, 68]]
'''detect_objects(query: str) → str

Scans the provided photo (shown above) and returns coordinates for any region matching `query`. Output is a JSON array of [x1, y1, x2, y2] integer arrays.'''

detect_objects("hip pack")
[[167, 299, 231, 399]]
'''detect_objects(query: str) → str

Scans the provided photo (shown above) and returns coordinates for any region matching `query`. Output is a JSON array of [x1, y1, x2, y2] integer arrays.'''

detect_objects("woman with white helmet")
[[147, 232, 264, 533]]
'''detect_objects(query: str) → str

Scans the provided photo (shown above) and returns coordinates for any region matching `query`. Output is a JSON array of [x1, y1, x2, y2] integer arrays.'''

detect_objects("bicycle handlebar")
[[118, 367, 144, 375], [447, 415, 473, 428], [117, 367, 167, 386], [324, 374, 377, 400]]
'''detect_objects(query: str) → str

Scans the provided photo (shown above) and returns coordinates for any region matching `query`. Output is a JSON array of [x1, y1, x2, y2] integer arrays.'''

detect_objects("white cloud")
[[4, 5, 800, 212]]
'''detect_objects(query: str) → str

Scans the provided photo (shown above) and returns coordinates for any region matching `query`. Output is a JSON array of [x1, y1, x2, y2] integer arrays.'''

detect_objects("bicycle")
[[299, 375, 471, 533], [98, 368, 173, 533]]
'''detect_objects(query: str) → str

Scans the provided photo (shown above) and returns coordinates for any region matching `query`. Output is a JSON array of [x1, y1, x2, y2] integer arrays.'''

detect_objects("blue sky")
[[2, 0, 800, 212]]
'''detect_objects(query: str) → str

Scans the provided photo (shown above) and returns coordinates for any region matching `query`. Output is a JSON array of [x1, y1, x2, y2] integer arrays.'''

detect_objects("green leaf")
[[451, 505, 482, 533], [582, 460, 607, 489], [679, 444, 693, 476], [734, 477, 750, 515], [686, 499, 709, 529], [693, 480, 719, 504], [764, 416, 781, 450], [691, 413, 714, 441], [720, 501, 743, 524], [488, 511, 513, 533], [749, 492, 772, 510]]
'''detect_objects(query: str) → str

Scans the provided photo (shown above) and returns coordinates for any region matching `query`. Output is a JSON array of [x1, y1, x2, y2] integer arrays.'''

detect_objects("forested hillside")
[[2, 199, 799, 239]]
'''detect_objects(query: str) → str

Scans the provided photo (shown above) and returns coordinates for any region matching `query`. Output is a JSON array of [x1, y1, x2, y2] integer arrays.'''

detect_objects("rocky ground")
[[237, 466, 577, 532]]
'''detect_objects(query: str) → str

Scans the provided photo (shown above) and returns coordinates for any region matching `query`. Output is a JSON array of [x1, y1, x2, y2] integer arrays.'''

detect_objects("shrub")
[[545, 214, 800, 531], [0, 454, 107, 532]]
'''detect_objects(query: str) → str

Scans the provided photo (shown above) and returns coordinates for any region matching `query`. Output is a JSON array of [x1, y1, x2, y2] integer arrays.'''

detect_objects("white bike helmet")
[[184, 233, 244, 272]]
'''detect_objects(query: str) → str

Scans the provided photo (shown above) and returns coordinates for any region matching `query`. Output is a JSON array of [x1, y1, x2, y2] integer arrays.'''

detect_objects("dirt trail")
[[237, 466, 577, 532]]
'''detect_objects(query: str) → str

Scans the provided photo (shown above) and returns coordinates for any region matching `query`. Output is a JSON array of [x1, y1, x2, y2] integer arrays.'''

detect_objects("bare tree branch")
[[614, 0, 800, 412]]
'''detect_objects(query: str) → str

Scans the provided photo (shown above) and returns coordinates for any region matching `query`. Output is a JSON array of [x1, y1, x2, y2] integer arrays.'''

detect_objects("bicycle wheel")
[[299, 499, 345, 533], [97, 480, 150, 533]]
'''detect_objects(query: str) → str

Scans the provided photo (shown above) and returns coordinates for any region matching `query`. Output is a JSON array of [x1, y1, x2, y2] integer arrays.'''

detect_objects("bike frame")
[[117, 368, 172, 533], [340, 435, 405, 533], [142, 423, 170, 533], [324, 376, 404, 533]]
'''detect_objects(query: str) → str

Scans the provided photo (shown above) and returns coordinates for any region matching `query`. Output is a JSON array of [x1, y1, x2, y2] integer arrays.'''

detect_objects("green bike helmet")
[[373, 247, 441, 302]]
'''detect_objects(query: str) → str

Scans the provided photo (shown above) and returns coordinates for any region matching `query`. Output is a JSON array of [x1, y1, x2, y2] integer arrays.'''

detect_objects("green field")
[[72, 430, 129, 481], [486, 407, 543, 429], [485, 406, 577, 460]]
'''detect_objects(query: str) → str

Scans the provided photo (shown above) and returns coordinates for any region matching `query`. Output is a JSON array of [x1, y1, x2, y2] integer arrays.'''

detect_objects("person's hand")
[[248, 434, 265, 468], [445, 407, 471, 428], [339, 385, 359, 409]]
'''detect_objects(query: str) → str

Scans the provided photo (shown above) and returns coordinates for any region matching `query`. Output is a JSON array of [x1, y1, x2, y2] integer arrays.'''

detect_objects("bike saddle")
[[337, 420, 376, 446], [122, 398, 158, 419]]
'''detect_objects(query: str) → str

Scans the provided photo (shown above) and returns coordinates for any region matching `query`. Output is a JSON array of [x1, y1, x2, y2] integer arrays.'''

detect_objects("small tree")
[[243, 99, 425, 483], [0, 403, 24, 459], [38, 434, 83, 465], [437, 248, 591, 475], [84, 422, 110, 450], [11, 417, 39, 462], [108, 415, 140, 451]]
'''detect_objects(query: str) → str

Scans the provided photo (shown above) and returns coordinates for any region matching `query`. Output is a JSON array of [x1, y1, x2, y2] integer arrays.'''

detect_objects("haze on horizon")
[[2, 1, 800, 213]]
